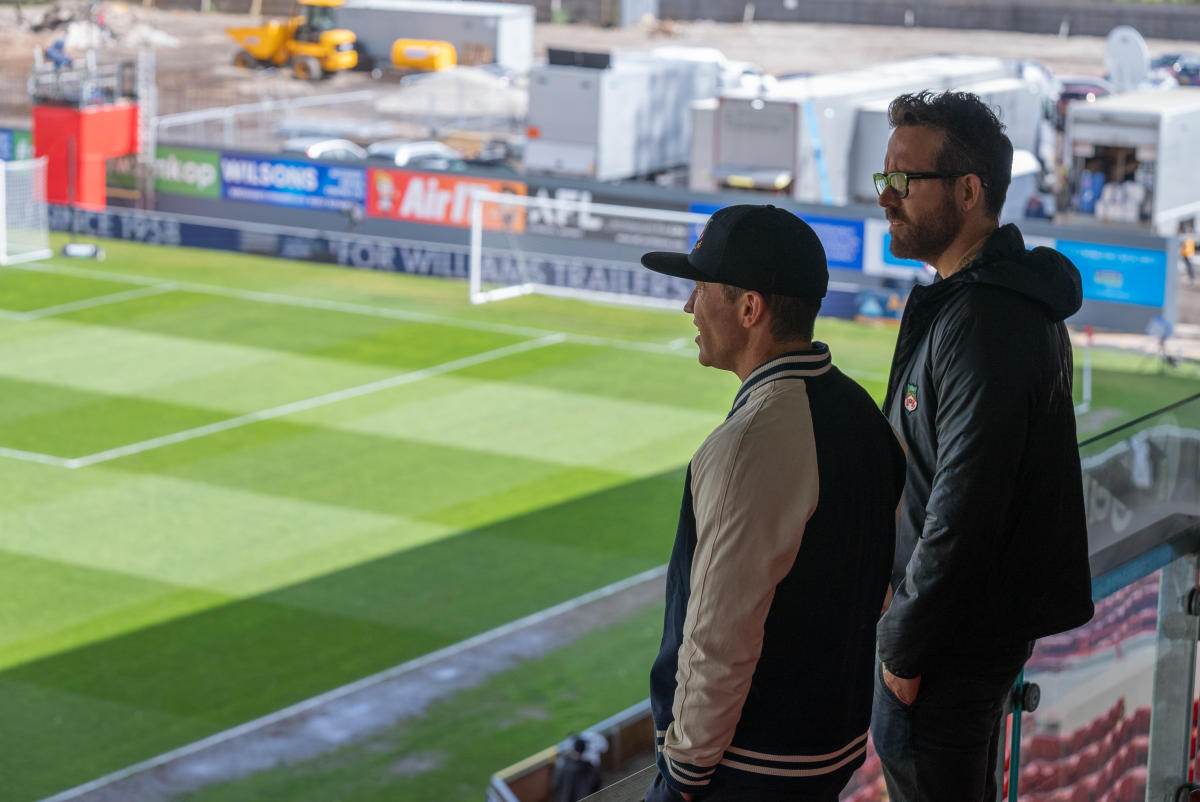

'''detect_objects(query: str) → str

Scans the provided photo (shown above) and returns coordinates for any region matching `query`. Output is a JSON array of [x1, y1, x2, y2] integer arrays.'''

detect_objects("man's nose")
[[684, 287, 697, 313]]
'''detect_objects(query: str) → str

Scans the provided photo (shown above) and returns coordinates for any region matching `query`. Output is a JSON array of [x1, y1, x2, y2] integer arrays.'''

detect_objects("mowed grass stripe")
[[14, 257, 700, 357], [0, 469, 682, 801], [0, 376, 234, 457], [0, 317, 408, 411], [0, 268, 151, 313], [107, 416, 631, 521], [67, 335, 565, 468], [59, 289, 537, 371]]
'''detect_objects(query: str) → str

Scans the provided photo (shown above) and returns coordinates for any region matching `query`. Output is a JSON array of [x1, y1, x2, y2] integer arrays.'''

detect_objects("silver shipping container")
[[524, 53, 721, 181], [699, 56, 1034, 205], [338, 0, 534, 73], [1066, 88, 1200, 235]]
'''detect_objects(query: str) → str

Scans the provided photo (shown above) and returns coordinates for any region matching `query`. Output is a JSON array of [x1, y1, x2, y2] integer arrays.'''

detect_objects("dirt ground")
[[3, 4, 1200, 115], [5, 3, 1200, 75]]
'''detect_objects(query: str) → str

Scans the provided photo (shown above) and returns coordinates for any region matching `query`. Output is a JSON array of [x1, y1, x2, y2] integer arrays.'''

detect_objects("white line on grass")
[[0, 446, 75, 469], [10, 261, 693, 357], [38, 564, 668, 802], [16, 283, 178, 320], [13, 261, 891, 379], [59, 334, 566, 469]]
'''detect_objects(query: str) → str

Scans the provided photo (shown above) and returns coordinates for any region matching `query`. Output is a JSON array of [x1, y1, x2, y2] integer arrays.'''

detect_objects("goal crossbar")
[[468, 190, 710, 308]]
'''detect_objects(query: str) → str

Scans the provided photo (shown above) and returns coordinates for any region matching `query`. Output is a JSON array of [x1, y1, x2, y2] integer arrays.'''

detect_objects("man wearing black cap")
[[641, 204, 906, 802]]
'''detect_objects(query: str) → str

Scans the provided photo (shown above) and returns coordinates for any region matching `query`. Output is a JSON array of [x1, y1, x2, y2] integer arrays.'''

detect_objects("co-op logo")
[[155, 152, 218, 191]]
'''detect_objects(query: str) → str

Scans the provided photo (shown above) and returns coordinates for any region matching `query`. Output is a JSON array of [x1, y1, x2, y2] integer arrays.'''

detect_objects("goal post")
[[0, 157, 52, 267], [468, 189, 710, 310]]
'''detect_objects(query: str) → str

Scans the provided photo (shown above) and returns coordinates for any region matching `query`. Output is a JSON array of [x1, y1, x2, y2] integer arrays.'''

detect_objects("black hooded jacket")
[[877, 224, 1095, 679]]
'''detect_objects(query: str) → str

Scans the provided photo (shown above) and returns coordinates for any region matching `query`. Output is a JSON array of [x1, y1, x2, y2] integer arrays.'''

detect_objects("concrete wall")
[[655, 0, 1200, 41], [135, 0, 1200, 39]]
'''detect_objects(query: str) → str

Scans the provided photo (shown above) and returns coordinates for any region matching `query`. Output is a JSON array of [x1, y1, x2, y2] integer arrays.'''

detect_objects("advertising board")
[[221, 155, 365, 211], [366, 168, 527, 231], [0, 129, 33, 161]]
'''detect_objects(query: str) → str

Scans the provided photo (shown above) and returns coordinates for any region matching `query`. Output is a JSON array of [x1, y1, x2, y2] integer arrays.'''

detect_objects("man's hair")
[[888, 90, 1013, 218], [722, 284, 820, 341], [572, 737, 587, 754]]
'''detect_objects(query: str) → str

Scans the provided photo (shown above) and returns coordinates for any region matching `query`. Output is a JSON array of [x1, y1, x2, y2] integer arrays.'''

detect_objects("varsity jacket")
[[649, 346, 906, 800], [877, 224, 1095, 681]]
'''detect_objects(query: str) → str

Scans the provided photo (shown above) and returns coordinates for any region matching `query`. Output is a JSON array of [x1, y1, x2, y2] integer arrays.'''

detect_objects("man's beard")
[[888, 192, 962, 264]]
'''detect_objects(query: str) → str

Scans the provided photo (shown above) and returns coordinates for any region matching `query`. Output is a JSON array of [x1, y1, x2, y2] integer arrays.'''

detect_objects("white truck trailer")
[[1064, 88, 1200, 235], [337, 0, 534, 73], [690, 56, 1056, 208], [523, 49, 722, 180]]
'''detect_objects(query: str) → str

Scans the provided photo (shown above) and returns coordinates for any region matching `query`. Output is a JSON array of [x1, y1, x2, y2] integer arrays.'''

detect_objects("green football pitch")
[[0, 235, 1194, 801]]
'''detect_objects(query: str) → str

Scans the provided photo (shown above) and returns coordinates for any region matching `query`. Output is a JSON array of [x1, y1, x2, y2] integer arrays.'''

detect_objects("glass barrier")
[[1012, 391, 1200, 802], [561, 393, 1200, 802]]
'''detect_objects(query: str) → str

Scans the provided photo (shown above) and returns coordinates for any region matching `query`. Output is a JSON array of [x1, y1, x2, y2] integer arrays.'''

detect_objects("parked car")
[[366, 139, 467, 171], [1055, 75, 1115, 129], [1169, 54, 1200, 85], [281, 137, 367, 161]]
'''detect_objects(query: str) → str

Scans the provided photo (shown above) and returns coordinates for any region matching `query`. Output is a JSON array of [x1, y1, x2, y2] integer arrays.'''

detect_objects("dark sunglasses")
[[873, 171, 966, 199]]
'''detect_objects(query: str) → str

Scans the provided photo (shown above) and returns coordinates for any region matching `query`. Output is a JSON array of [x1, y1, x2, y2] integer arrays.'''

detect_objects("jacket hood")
[[956, 224, 1082, 322]]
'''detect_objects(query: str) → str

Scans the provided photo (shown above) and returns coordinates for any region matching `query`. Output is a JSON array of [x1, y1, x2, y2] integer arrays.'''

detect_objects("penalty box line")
[[0, 335, 565, 470], [13, 261, 891, 378], [0, 283, 179, 321], [11, 261, 695, 357]]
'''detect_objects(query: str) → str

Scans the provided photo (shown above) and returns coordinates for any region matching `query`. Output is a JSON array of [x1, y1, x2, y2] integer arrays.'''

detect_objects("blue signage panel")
[[688, 204, 864, 270], [0, 129, 12, 161], [219, 155, 365, 211], [881, 233, 926, 270], [806, 215, 864, 271], [688, 202, 722, 250], [1056, 239, 1167, 307]]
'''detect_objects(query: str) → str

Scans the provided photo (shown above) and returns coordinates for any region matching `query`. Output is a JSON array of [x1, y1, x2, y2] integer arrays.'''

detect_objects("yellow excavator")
[[227, 0, 358, 81]]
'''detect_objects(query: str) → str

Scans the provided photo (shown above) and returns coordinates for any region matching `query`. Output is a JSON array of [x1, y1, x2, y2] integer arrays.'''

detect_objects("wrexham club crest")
[[903, 383, 918, 413]]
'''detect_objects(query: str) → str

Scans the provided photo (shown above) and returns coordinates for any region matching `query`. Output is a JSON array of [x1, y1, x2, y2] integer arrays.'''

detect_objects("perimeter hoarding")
[[1058, 239, 1168, 308], [221, 155, 365, 211], [689, 202, 865, 271], [366, 168, 527, 231], [0, 129, 33, 161]]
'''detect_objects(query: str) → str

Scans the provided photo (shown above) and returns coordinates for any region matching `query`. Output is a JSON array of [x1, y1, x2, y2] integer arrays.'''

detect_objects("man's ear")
[[960, 173, 986, 214], [740, 291, 768, 329]]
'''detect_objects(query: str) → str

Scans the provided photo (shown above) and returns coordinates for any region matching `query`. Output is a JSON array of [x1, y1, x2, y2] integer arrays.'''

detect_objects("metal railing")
[[515, 392, 1200, 802]]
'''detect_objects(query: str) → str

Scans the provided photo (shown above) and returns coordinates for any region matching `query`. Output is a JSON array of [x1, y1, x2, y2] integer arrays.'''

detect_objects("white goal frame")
[[0, 157, 52, 267], [468, 190, 710, 310]]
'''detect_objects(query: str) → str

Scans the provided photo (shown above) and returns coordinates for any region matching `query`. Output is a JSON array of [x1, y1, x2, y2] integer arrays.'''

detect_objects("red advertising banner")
[[366, 168, 527, 231]]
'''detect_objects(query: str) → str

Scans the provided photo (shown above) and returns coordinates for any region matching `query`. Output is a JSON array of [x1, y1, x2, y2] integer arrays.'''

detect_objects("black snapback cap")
[[641, 204, 828, 300]]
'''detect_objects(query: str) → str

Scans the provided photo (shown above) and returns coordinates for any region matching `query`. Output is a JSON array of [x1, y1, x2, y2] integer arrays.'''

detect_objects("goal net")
[[468, 189, 710, 310], [0, 157, 52, 266]]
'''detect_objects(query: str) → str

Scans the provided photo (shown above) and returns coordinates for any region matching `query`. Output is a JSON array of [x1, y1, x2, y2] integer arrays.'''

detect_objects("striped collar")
[[729, 344, 832, 417]]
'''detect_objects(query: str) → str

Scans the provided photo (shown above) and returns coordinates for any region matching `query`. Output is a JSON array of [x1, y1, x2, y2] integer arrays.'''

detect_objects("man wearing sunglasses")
[[870, 91, 1094, 802]]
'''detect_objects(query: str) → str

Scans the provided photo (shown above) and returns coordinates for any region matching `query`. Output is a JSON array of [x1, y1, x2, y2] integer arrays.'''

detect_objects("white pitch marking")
[[18, 283, 178, 320], [0, 446, 74, 469], [38, 564, 667, 802], [60, 334, 566, 469], [10, 261, 694, 357]]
